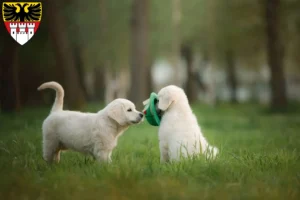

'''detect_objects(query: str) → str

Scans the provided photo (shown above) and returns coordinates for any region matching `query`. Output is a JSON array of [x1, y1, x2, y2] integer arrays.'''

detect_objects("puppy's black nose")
[[139, 113, 144, 118]]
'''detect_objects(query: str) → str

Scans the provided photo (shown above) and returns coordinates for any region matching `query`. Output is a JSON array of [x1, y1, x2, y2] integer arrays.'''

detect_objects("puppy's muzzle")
[[132, 112, 144, 124]]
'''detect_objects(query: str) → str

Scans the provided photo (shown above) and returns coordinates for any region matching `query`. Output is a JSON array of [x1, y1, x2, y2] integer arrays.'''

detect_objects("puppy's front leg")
[[159, 141, 169, 163], [94, 150, 111, 163]]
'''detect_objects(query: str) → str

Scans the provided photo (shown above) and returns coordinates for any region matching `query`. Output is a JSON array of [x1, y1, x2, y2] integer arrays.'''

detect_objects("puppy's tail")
[[38, 81, 64, 112], [205, 145, 219, 160]]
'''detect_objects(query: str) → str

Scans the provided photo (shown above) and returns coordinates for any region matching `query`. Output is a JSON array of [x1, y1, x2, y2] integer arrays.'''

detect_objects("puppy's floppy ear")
[[158, 90, 174, 111], [107, 102, 126, 125]]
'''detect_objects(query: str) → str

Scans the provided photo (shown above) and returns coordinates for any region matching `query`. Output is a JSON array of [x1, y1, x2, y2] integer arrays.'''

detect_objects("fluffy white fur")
[[38, 81, 144, 164], [156, 85, 219, 163]]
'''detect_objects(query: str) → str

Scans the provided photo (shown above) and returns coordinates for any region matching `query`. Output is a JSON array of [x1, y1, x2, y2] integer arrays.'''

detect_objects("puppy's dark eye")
[[127, 108, 132, 112]]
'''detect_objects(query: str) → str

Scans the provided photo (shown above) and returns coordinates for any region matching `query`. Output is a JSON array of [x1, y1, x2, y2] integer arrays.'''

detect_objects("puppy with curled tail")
[[38, 81, 144, 164]]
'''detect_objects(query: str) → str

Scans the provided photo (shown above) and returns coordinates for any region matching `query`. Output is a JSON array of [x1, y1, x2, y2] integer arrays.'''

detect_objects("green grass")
[[1, 104, 300, 200]]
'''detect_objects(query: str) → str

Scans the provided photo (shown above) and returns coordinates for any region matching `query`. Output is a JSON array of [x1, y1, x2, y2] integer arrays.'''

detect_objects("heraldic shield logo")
[[2, 2, 42, 45]]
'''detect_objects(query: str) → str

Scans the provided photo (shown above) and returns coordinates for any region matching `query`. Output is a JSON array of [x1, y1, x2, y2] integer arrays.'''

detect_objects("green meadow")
[[1, 104, 300, 200]]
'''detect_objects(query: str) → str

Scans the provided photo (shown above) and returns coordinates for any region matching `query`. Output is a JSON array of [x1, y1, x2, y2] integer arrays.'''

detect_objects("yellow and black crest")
[[2, 2, 42, 45]]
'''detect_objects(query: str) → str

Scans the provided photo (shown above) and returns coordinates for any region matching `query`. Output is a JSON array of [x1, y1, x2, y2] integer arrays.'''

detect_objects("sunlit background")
[[1, 0, 300, 111]]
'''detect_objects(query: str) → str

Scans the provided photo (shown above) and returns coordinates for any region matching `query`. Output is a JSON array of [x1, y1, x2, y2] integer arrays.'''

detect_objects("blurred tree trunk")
[[71, 0, 88, 100], [116, 67, 130, 98], [171, 0, 182, 86], [197, 51, 208, 92], [0, 40, 21, 112], [225, 50, 238, 104], [45, 0, 86, 110], [98, 0, 110, 103], [93, 66, 106, 101], [182, 44, 198, 103], [129, 0, 150, 107], [146, 62, 153, 94], [264, 0, 287, 109], [146, 55, 153, 95], [105, 66, 118, 104], [73, 44, 89, 100]]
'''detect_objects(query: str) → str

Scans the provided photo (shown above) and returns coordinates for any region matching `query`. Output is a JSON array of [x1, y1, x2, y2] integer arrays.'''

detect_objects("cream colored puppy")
[[156, 85, 218, 163], [38, 81, 144, 164]]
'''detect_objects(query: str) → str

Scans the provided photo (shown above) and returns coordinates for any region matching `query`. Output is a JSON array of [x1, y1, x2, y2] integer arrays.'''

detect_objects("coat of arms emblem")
[[2, 2, 42, 45]]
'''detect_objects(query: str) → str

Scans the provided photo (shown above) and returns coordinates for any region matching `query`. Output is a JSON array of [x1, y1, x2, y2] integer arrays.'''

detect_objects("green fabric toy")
[[143, 92, 161, 126]]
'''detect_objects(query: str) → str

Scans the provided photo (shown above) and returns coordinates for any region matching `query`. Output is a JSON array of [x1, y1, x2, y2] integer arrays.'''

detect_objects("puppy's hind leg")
[[93, 149, 111, 164], [159, 141, 169, 163], [43, 136, 60, 164], [53, 150, 61, 163]]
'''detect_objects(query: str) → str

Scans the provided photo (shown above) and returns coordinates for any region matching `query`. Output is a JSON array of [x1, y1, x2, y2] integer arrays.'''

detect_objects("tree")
[[264, 0, 287, 109], [73, 45, 88, 100], [93, 0, 109, 102], [171, 0, 182, 86], [129, 0, 150, 107], [93, 66, 106, 102], [225, 49, 238, 103], [183, 0, 267, 104], [181, 44, 198, 103], [69, 2, 89, 100], [45, 0, 86, 110], [0, 38, 21, 112]]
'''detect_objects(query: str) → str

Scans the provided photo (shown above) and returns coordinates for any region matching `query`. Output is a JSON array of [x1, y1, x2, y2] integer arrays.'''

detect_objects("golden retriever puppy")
[[38, 81, 144, 164], [156, 85, 218, 163]]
